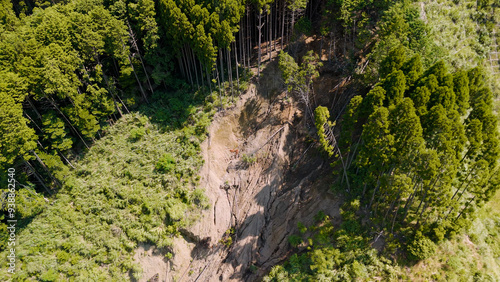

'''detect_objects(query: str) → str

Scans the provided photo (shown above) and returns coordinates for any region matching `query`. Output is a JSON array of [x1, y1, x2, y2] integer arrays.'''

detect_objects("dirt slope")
[[136, 63, 342, 282]]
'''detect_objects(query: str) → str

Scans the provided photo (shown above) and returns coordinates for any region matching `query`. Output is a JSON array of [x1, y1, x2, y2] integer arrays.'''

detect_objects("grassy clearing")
[[0, 89, 230, 281]]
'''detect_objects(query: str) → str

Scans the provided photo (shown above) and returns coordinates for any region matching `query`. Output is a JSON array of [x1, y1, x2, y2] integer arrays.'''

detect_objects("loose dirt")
[[135, 62, 342, 282]]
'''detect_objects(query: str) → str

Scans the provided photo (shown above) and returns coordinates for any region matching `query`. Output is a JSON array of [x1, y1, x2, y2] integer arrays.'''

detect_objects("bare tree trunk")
[[32, 150, 61, 187], [57, 150, 75, 169], [41, 92, 90, 149], [281, 0, 286, 49], [219, 48, 225, 85], [191, 48, 200, 87], [240, 20, 246, 68], [206, 65, 212, 93], [227, 48, 234, 96], [127, 21, 154, 95], [182, 46, 193, 86], [198, 60, 205, 86], [124, 42, 149, 103], [234, 41, 240, 92], [257, 12, 263, 76], [268, 10, 272, 60], [27, 96, 42, 119], [247, 5, 252, 67], [24, 159, 52, 194], [455, 196, 475, 222], [328, 35, 332, 62]]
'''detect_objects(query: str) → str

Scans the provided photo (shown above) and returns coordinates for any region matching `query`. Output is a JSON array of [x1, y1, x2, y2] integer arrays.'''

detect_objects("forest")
[[0, 0, 499, 280]]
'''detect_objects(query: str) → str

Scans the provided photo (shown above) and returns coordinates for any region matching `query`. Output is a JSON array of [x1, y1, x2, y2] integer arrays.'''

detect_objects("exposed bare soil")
[[136, 60, 342, 282]]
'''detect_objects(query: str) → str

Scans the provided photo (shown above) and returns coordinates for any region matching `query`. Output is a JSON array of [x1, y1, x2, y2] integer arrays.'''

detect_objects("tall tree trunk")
[[328, 35, 332, 62], [99, 64, 124, 117], [127, 21, 154, 95], [234, 41, 240, 92], [178, 56, 186, 78], [281, 0, 286, 50], [319, 36, 323, 60], [214, 66, 223, 110], [199, 59, 205, 87], [390, 198, 402, 233], [268, 10, 272, 60], [455, 195, 475, 222], [247, 5, 251, 67], [401, 181, 423, 223], [24, 159, 52, 195], [368, 171, 384, 209], [57, 149, 75, 169], [27, 96, 42, 120], [257, 12, 263, 76], [219, 48, 225, 86], [191, 47, 200, 87], [227, 48, 234, 96], [182, 46, 193, 86], [240, 20, 246, 68], [31, 150, 61, 188], [124, 45, 149, 103], [206, 65, 212, 93], [42, 92, 90, 149]]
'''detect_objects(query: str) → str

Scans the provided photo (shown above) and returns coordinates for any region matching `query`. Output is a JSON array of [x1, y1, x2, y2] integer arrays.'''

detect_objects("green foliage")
[[288, 235, 303, 248], [0, 110, 211, 280], [39, 269, 59, 282], [269, 0, 500, 281], [241, 153, 256, 165], [336, 49, 499, 256], [278, 51, 300, 93], [298, 222, 307, 234], [42, 112, 73, 151], [314, 106, 334, 157], [155, 153, 176, 173], [128, 127, 146, 142], [294, 17, 312, 36], [220, 228, 235, 247], [278, 50, 322, 97], [266, 208, 401, 281], [0, 90, 37, 169], [407, 231, 437, 260]]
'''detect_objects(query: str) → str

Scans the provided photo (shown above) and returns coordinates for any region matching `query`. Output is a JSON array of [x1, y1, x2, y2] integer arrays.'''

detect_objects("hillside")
[[1, 0, 500, 281]]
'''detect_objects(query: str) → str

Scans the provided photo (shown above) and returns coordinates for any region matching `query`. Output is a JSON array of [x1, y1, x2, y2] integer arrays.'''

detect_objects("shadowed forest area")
[[0, 0, 499, 281]]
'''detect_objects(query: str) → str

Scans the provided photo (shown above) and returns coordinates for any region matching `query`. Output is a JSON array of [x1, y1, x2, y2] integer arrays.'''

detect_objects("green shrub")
[[190, 188, 210, 209], [156, 153, 176, 173], [295, 17, 312, 36], [40, 269, 59, 282], [407, 232, 437, 260], [249, 264, 258, 273], [165, 252, 173, 260], [447, 256, 462, 271], [56, 250, 70, 263], [298, 222, 307, 234], [314, 210, 327, 223], [288, 235, 303, 248], [350, 260, 368, 279], [241, 153, 256, 165], [129, 127, 146, 141]]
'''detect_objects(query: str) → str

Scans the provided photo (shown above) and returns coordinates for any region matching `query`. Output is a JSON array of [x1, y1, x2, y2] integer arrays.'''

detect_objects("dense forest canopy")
[[0, 0, 499, 280]]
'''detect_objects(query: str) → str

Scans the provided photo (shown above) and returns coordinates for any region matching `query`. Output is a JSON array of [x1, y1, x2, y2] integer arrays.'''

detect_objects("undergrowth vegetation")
[[401, 190, 500, 281], [265, 201, 402, 281], [0, 89, 227, 280], [265, 194, 500, 281]]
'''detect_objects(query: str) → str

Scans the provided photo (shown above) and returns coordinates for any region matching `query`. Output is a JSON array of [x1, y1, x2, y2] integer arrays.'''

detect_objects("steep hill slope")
[[134, 63, 343, 281]]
